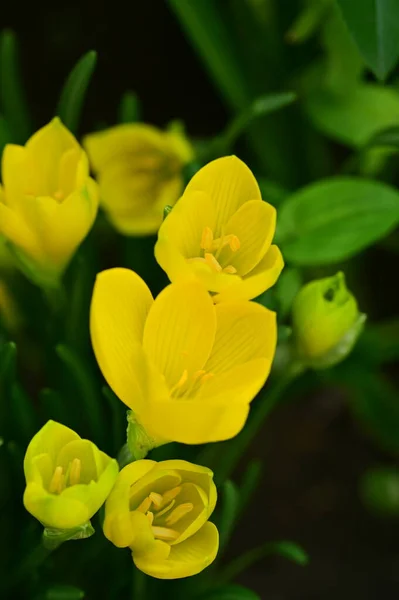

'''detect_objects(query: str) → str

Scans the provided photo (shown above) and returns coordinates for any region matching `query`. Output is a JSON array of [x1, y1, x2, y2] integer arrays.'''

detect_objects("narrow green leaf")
[[0, 114, 12, 157], [0, 29, 32, 142], [366, 125, 399, 150], [278, 177, 399, 265], [56, 51, 97, 133], [45, 586, 85, 600], [217, 480, 240, 551], [200, 585, 260, 600], [0, 341, 16, 384], [118, 91, 141, 123], [336, 0, 399, 80], [102, 387, 126, 455], [236, 460, 263, 520], [274, 267, 303, 320], [219, 541, 309, 584], [10, 383, 37, 443], [39, 388, 69, 425]]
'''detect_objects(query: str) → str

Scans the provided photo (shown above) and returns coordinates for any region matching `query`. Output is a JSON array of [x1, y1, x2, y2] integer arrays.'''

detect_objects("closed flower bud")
[[104, 459, 219, 579], [23, 420, 118, 531], [0, 118, 99, 288], [292, 272, 365, 368]]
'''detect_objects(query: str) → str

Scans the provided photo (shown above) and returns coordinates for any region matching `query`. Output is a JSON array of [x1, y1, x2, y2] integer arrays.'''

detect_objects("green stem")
[[132, 566, 146, 600], [217, 363, 304, 481], [3, 540, 53, 594]]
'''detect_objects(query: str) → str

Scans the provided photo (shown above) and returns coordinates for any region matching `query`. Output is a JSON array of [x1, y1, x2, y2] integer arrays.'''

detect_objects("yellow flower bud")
[[104, 459, 219, 579], [0, 118, 99, 288], [23, 420, 119, 530], [292, 271, 365, 368], [84, 123, 193, 235]]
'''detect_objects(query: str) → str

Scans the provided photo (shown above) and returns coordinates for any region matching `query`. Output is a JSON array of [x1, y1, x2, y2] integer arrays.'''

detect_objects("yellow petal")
[[23, 482, 90, 529], [24, 421, 80, 483], [222, 200, 276, 275], [214, 245, 284, 303], [167, 482, 208, 544], [90, 268, 154, 412], [142, 281, 216, 389], [206, 301, 277, 373], [134, 521, 219, 579], [56, 439, 101, 483], [1, 144, 36, 200], [183, 156, 261, 233], [144, 395, 250, 444], [0, 202, 44, 263]]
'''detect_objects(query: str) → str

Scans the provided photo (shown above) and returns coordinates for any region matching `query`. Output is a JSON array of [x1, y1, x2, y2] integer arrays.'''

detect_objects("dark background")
[[2, 2, 399, 598]]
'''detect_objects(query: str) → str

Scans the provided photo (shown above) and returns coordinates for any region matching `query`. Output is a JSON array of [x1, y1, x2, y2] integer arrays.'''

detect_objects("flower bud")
[[292, 272, 365, 368]]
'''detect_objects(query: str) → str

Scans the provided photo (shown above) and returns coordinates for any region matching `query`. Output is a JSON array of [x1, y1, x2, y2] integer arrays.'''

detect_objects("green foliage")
[[277, 177, 399, 264], [336, 0, 399, 80]]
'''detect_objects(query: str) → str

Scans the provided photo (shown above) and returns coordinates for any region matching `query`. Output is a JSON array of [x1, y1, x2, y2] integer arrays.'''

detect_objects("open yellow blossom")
[[84, 123, 193, 235], [90, 267, 276, 444], [104, 459, 218, 579], [0, 118, 99, 287], [155, 156, 284, 302], [23, 420, 119, 530]]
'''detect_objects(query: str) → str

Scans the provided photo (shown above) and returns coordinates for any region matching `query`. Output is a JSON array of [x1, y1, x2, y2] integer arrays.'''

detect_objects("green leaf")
[[56, 51, 97, 134], [0, 29, 32, 142], [274, 267, 303, 320], [118, 91, 141, 123], [200, 585, 260, 600], [0, 114, 12, 157], [366, 125, 399, 150], [219, 541, 309, 584], [44, 585, 85, 600], [336, 0, 399, 80], [360, 467, 399, 516], [306, 84, 399, 148], [356, 319, 399, 364], [217, 480, 240, 551], [277, 177, 399, 265], [236, 460, 263, 521]]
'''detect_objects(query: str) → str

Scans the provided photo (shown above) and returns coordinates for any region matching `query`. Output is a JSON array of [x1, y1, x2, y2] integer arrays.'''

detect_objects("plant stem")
[[132, 567, 146, 600]]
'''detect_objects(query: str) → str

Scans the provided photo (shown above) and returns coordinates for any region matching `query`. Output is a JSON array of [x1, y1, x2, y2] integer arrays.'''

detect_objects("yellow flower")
[[292, 272, 365, 368], [155, 155, 284, 302], [104, 459, 218, 579], [84, 123, 193, 235], [23, 420, 119, 530], [0, 118, 99, 287], [90, 267, 276, 445]]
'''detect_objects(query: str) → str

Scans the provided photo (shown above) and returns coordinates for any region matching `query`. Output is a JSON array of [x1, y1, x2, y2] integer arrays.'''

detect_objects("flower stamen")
[[49, 466, 65, 494], [151, 526, 179, 541], [165, 502, 194, 526], [69, 458, 81, 486]]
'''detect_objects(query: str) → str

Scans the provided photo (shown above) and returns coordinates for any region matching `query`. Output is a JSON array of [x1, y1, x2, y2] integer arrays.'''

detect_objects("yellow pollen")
[[165, 503, 194, 526], [193, 369, 207, 382], [161, 486, 182, 506], [151, 526, 179, 541], [69, 458, 81, 486], [49, 466, 65, 494], [200, 226, 214, 251], [223, 265, 237, 274], [149, 492, 163, 509], [205, 253, 222, 272], [146, 511, 154, 525], [53, 190, 64, 201], [137, 496, 152, 513], [200, 372, 215, 384], [155, 499, 176, 519]]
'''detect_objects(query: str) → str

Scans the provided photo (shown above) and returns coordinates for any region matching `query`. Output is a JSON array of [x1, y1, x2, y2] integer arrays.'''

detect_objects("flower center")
[[136, 486, 194, 543], [169, 368, 214, 398], [48, 458, 82, 494], [187, 226, 240, 274]]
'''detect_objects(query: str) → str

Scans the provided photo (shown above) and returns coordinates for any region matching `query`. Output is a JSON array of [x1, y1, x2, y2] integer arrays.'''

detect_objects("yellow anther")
[[201, 372, 215, 384], [193, 369, 207, 381], [137, 496, 152, 513], [53, 190, 64, 201], [49, 466, 65, 494], [200, 226, 214, 251], [146, 511, 154, 525], [229, 235, 240, 251], [205, 253, 222, 272], [161, 486, 182, 506], [223, 265, 237, 274], [165, 502, 194, 526], [151, 526, 179, 541], [149, 492, 163, 509], [170, 369, 189, 396], [155, 499, 176, 519], [69, 458, 81, 486]]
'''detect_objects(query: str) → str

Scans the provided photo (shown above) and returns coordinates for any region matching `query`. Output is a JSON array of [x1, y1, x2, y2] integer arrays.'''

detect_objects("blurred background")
[[2, 1, 399, 598]]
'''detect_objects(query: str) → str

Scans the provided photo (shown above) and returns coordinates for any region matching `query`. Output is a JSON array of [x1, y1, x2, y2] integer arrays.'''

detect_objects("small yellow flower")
[[292, 272, 365, 368], [90, 268, 276, 444], [84, 123, 193, 235], [0, 118, 99, 287], [23, 420, 119, 530], [104, 459, 218, 579], [155, 156, 284, 302]]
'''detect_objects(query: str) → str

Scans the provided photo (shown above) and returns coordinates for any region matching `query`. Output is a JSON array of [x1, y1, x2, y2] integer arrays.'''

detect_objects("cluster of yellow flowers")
[[4, 119, 283, 579]]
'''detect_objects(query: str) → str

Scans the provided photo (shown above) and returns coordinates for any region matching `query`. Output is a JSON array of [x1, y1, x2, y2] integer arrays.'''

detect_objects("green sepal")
[[42, 521, 95, 550], [126, 410, 157, 460]]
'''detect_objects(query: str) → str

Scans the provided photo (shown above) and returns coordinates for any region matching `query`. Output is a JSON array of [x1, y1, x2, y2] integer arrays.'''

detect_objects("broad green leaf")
[[201, 585, 260, 600], [56, 51, 97, 134], [275, 267, 303, 319], [277, 177, 399, 265], [366, 125, 399, 150], [219, 540, 309, 584], [306, 84, 399, 148], [0, 29, 32, 142], [118, 91, 141, 124], [336, 0, 399, 80]]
